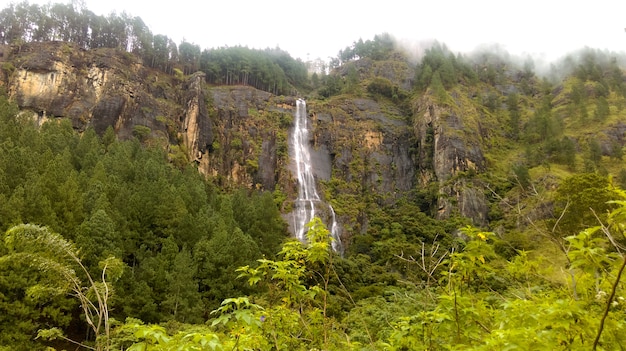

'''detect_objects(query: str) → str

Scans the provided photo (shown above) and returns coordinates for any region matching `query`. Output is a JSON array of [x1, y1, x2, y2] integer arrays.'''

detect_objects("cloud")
[[24, 0, 626, 63]]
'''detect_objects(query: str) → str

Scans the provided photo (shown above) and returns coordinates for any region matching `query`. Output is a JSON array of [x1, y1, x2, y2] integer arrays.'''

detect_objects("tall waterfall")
[[291, 99, 342, 252]]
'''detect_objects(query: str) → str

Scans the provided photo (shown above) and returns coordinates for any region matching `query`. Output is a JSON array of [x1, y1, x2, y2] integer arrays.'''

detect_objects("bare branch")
[[593, 255, 626, 350], [551, 200, 570, 234], [590, 207, 626, 254]]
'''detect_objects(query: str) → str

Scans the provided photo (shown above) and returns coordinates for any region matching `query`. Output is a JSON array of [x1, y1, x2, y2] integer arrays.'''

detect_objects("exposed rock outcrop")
[[182, 72, 212, 163], [413, 94, 488, 225], [4, 42, 181, 141], [1, 42, 295, 192], [200, 86, 283, 189], [309, 97, 417, 234]]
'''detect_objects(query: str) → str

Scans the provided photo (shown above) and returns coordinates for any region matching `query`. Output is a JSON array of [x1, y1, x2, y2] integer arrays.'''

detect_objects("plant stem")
[[593, 254, 626, 350]]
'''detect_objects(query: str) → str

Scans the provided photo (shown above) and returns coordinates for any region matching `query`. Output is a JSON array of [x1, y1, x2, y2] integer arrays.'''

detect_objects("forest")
[[0, 1, 308, 94], [2, 1, 626, 350]]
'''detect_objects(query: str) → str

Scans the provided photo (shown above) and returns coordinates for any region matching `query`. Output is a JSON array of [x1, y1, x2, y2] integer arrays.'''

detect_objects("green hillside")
[[1, 2, 626, 350]]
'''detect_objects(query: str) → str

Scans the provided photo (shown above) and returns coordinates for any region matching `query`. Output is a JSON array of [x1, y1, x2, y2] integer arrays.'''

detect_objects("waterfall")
[[291, 99, 342, 253]]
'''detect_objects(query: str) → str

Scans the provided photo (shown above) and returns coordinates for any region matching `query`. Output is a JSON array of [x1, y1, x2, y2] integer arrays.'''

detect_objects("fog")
[[20, 0, 626, 66]]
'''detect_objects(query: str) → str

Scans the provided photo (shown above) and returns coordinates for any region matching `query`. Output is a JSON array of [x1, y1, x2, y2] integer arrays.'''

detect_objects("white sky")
[[7, 0, 626, 63]]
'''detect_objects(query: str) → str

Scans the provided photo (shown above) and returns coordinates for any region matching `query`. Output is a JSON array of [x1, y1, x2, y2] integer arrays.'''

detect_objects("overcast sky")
[[10, 0, 626, 62]]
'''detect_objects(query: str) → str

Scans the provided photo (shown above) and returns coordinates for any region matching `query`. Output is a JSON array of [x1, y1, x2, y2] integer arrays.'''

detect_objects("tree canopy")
[[0, 1, 308, 94]]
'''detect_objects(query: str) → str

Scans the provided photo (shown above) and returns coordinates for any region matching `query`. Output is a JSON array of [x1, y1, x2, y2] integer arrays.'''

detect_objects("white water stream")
[[291, 99, 342, 252]]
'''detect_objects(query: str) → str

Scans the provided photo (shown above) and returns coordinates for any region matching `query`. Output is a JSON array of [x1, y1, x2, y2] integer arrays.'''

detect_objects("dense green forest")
[[0, 91, 290, 344], [2, 1, 626, 350]]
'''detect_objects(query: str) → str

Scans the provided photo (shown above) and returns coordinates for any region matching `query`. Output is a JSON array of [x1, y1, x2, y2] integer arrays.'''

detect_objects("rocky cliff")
[[200, 86, 287, 189], [0, 41, 509, 241], [412, 93, 488, 225], [2, 42, 182, 141], [307, 96, 417, 234]]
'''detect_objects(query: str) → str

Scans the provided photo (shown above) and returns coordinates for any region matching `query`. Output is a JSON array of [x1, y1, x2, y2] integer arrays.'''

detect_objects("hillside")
[[1, 2, 626, 350]]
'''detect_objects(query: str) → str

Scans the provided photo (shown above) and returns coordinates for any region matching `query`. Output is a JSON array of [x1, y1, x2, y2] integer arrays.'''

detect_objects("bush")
[[132, 125, 151, 141], [367, 77, 394, 98], [1, 62, 15, 76]]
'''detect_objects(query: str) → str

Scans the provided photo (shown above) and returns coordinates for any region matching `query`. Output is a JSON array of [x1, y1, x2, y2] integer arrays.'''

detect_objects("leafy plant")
[[2, 224, 123, 350]]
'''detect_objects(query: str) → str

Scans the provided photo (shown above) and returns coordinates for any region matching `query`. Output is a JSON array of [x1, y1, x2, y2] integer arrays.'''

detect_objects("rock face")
[[339, 55, 415, 91], [0, 42, 296, 192], [412, 94, 488, 225], [308, 97, 417, 234], [198, 86, 279, 188], [0, 41, 495, 239], [182, 72, 212, 163], [4, 42, 182, 141]]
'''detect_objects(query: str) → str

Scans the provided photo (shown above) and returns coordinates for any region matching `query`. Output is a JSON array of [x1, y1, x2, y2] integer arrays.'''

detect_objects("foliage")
[[0, 93, 289, 348], [415, 43, 477, 91], [0, 249, 74, 349], [200, 46, 307, 94], [115, 199, 626, 350], [2, 7, 626, 349], [372, 200, 626, 350], [1, 224, 123, 350], [553, 173, 620, 235], [0, 1, 307, 93], [132, 125, 152, 141], [338, 33, 396, 62], [367, 77, 394, 98], [318, 74, 344, 98], [124, 218, 355, 350], [232, 217, 348, 350]]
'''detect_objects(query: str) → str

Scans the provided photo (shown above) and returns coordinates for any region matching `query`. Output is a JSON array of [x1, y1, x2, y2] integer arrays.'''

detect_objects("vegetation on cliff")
[[0, 1, 308, 94], [1, 1, 626, 350]]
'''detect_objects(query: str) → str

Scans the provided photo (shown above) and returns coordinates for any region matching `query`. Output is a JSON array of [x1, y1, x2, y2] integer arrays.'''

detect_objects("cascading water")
[[291, 99, 342, 253]]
